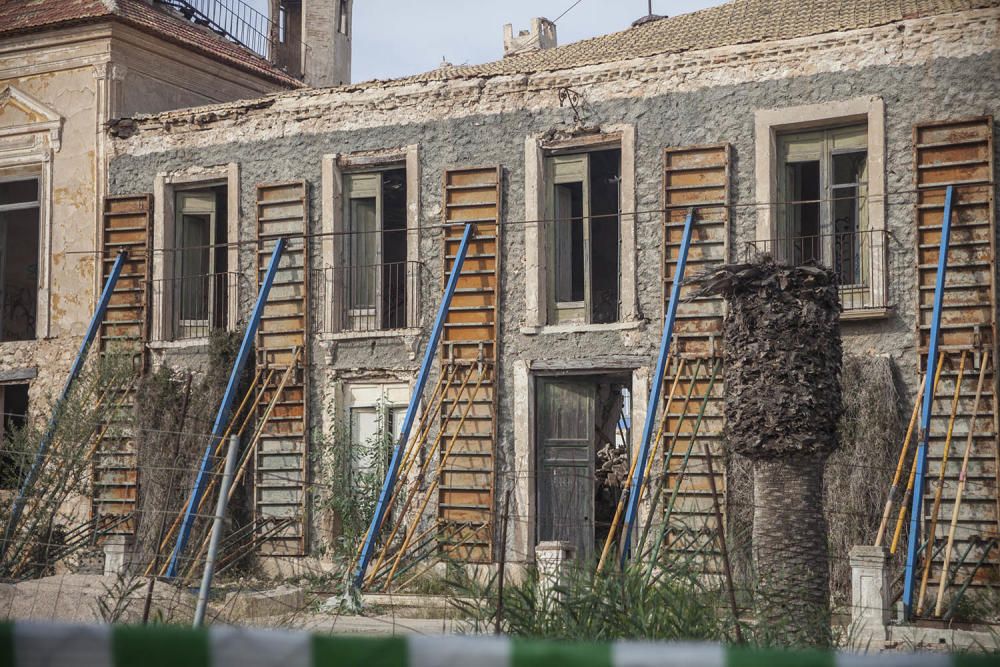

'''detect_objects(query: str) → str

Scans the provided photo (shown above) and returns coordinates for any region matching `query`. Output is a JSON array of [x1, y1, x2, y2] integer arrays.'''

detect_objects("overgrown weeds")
[[448, 559, 726, 642]]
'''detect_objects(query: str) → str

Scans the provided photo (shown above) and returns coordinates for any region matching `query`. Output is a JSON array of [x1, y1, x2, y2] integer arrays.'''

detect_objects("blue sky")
[[246, 1, 725, 83]]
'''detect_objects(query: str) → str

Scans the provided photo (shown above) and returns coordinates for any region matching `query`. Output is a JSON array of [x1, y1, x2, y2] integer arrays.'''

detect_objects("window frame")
[[322, 147, 421, 337], [755, 97, 887, 316], [152, 164, 240, 344], [0, 175, 42, 343], [523, 126, 638, 333]]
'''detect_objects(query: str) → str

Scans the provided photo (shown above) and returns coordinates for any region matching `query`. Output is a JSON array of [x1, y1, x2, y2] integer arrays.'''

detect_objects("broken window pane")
[[589, 149, 621, 324], [0, 178, 40, 342], [784, 160, 821, 264]]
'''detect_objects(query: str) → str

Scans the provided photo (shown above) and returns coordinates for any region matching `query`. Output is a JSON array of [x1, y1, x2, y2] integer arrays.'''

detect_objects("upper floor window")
[[0, 382, 28, 489], [338, 0, 350, 35], [0, 177, 40, 342], [776, 125, 869, 289], [339, 168, 410, 332], [545, 148, 621, 325], [172, 186, 229, 340]]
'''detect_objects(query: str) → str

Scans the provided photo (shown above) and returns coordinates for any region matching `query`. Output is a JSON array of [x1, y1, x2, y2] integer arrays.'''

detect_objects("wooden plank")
[[435, 166, 501, 564], [913, 116, 997, 601], [254, 181, 310, 556], [91, 194, 152, 536]]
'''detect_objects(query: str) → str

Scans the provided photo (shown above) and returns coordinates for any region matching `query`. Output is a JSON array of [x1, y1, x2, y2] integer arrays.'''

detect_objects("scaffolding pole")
[[166, 238, 287, 578], [0, 251, 128, 566], [352, 223, 475, 590], [620, 208, 695, 566], [903, 185, 954, 618]]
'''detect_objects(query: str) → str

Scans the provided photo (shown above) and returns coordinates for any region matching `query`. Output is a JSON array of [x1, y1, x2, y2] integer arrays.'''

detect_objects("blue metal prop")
[[903, 185, 954, 617], [620, 208, 696, 567], [353, 223, 475, 590], [166, 238, 287, 577], [0, 251, 128, 565]]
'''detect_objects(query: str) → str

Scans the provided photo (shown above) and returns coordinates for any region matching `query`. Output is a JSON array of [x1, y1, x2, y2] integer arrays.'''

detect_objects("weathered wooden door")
[[536, 378, 595, 560]]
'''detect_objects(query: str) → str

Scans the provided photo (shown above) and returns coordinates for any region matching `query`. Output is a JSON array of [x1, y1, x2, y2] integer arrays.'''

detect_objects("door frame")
[[510, 359, 649, 566]]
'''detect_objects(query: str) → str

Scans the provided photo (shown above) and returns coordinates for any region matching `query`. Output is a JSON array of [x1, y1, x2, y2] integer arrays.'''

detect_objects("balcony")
[[154, 0, 275, 59], [323, 261, 421, 334], [151, 271, 242, 341], [744, 229, 889, 315]]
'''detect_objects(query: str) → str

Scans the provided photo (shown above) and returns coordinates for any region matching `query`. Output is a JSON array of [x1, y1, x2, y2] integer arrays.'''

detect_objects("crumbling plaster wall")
[[106, 8, 1000, 559]]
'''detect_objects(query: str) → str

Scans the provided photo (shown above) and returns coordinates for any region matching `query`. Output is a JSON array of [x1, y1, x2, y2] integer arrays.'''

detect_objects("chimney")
[[272, 0, 352, 87], [503, 17, 557, 57]]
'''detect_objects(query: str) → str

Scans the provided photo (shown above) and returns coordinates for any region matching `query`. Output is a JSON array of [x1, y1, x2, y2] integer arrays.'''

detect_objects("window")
[[0, 178, 40, 342], [776, 125, 869, 289], [0, 383, 28, 489], [338, 0, 349, 35], [344, 383, 407, 484], [341, 169, 408, 331], [545, 148, 621, 325], [172, 186, 228, 340]]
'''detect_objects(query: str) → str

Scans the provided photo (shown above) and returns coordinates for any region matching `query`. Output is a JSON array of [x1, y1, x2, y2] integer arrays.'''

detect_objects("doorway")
[[535, 374, 631, 562]]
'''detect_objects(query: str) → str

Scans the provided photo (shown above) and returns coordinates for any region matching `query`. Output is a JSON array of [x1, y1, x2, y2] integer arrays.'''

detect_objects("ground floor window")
[[0, 178, 40, 342], [0, 383, 29, 489]]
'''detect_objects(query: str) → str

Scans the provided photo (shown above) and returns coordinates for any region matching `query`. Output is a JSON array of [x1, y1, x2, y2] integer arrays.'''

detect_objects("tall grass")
[[448, 558, 729, 642]]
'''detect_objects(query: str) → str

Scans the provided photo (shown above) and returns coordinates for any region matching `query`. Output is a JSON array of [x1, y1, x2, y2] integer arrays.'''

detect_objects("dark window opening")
[[381, 168, 407, 330], [173, 185, 228, 340], [547, 147, 621, 325], [589, 149, 621, 324], [343, 167, 409, 332], [553, 181, 584, 303], [338, 0, 350, 35], [0, 178, 40, 342], [0, 383, 29, 490], [784, 160, 820, 264], [832, 150, 867, 286]]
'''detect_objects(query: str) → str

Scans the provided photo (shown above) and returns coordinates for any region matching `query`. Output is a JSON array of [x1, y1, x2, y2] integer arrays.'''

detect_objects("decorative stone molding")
[[0, 85, 63, 152]]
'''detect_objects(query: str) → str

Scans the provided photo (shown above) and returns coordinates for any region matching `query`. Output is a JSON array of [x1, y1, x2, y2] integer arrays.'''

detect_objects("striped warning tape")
[[0, 622, 995, 667]]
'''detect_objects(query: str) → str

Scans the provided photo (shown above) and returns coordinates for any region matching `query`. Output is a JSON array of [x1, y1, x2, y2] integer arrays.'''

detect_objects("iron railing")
[[151, 271, 243, 341], [153, 0, 275, 59], [323, 261, 421, 333], [744, 229, 889, 312]]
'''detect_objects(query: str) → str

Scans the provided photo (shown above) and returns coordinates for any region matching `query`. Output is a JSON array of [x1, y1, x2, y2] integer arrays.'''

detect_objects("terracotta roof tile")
[[0, 0, 301, 88], [386, 0, 999, 85]]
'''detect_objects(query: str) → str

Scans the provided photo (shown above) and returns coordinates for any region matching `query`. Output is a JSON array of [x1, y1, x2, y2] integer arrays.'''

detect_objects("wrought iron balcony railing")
[[151, 271, 243, 341], [322, 261, 421, 334], [743, 229, 889, 312]]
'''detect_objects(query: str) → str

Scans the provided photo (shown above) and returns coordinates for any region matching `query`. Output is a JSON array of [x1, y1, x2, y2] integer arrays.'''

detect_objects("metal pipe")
[[903, 185, 954, 618], [193, 434, 239, 628], [620, 208, 695, 566], [0, 251, 127, 566], [353, 224, 475, 590], [167, 238, 286, 578]]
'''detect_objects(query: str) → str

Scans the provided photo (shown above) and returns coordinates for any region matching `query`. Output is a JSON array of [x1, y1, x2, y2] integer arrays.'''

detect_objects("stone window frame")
[[510, 358, 649, 564], [151, 163, 240, 344], [522, 125, 640, 334], [754, 97, 888, 316], [0, 85, 62, 341], [320, 145, 421, 339]]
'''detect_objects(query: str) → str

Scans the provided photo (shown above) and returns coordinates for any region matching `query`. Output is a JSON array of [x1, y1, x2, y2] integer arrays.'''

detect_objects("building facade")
[[103, 0, 999, 597]]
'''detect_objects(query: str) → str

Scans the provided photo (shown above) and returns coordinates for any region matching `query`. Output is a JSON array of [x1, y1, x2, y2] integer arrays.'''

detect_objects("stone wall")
[[106, 8, 1000, 560]]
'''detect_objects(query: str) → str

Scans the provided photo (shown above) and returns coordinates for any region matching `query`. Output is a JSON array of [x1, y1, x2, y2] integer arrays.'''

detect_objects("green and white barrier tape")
[[0, 622, 995, 667]]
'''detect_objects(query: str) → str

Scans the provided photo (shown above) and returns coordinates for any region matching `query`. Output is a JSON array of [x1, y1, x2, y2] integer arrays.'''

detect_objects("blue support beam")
[[0, 251, 128, 565], [166, 238, 287, 578], [353, 223, 475, 590], [620, 208, 696, 567], [903, 185, 955, 618]]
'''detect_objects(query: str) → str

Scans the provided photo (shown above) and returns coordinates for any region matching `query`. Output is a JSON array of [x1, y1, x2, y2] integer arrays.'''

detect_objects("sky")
[[246, 1, 725, 83]]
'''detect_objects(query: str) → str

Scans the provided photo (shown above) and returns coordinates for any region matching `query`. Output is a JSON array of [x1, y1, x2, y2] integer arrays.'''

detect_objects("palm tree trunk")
[[752, 457, 830, 646]]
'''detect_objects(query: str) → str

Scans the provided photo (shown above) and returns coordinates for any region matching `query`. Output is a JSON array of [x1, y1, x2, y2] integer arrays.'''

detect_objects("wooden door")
[[536, 378, 595, 560]]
